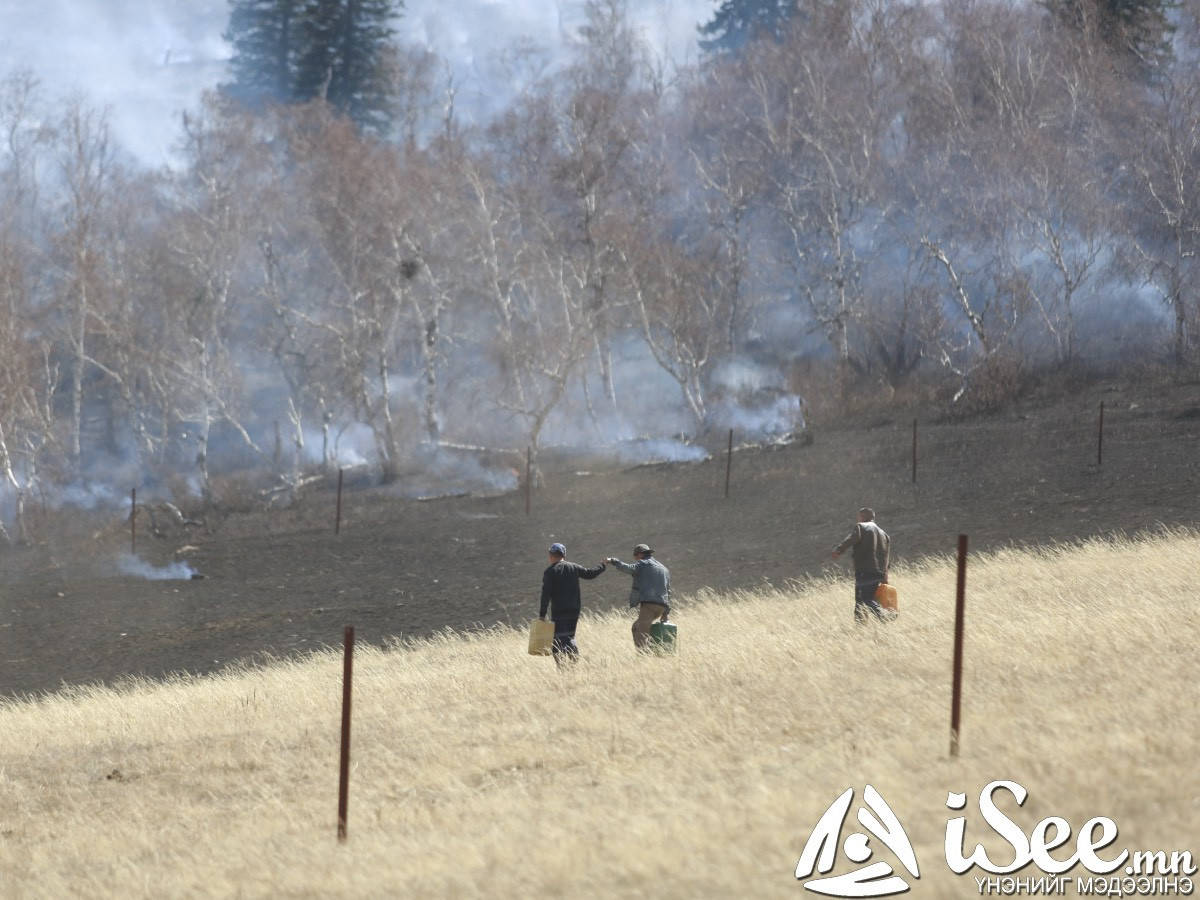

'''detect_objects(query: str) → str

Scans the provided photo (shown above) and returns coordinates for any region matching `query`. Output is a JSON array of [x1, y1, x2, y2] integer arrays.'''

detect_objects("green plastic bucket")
[[649, 621, 678, 652]]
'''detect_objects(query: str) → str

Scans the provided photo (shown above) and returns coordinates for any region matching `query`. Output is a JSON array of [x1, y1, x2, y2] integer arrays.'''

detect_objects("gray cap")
[[633, 543, 651, 555]]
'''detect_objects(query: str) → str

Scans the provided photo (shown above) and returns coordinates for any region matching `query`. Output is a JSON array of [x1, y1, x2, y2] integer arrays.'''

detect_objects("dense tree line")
[[223, 0, 402, 131], [1, 0, 1199, 537]]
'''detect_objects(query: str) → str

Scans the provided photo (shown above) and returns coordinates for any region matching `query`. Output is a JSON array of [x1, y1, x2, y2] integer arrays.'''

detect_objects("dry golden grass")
[[1, 530, 1197, 898]]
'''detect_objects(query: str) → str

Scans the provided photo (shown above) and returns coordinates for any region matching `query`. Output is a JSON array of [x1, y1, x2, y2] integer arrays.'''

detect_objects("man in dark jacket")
[[540, 543, 607, 664], [832, 508, 892, 624]]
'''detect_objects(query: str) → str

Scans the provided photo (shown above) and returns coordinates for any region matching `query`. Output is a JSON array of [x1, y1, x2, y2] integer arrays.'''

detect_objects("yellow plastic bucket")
[[528, 619, 555, 655]]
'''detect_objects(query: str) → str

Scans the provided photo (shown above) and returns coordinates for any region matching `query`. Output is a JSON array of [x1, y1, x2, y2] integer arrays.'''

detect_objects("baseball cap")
[[633, 543, 651, 555], [549, 543, 566, 556]]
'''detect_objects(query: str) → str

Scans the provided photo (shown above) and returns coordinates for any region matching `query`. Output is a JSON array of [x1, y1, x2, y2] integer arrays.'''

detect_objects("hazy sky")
[[0, 0, 718, 165]]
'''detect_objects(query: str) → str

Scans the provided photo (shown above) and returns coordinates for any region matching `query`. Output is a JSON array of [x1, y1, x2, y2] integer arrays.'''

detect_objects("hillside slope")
[[1, 373, 1198, 697]]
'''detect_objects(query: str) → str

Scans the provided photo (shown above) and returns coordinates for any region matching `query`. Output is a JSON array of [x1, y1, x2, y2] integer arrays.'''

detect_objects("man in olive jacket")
[[540, 543, 607, 663], [832, 508, 892, 624]]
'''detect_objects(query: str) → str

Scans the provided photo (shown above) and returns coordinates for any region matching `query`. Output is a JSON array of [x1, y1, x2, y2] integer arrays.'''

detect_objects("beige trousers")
[[632, 602, 668, 649]]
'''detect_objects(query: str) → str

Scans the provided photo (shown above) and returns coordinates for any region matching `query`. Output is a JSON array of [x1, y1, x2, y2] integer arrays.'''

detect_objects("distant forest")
[[0, 0, 1198, 536]]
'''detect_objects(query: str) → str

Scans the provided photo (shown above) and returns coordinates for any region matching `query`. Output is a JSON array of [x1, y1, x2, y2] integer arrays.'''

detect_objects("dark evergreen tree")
[[224, 0, 402, 132], [1040, 0, 1178, 70], [293, 0, 401, 132], [223, 0, 304, 107], [698, 0, 798, 55]]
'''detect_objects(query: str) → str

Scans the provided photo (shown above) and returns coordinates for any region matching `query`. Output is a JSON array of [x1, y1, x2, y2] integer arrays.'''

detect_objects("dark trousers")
[[552, 614, 579, 661], [854, 574, 888, 624]]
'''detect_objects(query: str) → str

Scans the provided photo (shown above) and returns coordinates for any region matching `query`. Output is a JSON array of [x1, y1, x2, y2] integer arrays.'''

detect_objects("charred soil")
[[2, 372, 1199, 698]]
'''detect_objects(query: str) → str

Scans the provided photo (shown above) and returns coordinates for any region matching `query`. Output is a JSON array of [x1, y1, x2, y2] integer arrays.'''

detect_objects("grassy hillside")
[[0, 530, 1196, 898]]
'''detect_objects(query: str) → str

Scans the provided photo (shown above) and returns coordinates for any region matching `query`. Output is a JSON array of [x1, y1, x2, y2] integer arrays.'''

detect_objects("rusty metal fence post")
[[335, 468, 344, 534], [912, 418, 918, 484], [950, 535, 968, 757], [337, 625, 355, 842], [724, 429, 733, 498]]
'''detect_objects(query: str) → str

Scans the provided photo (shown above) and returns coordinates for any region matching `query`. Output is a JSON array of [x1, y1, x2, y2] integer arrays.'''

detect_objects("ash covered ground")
[[2, 375, 1198, 698]]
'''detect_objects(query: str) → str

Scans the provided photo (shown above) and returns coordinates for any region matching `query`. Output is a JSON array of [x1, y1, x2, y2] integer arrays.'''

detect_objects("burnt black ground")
[[2, 373, 1198, 699]]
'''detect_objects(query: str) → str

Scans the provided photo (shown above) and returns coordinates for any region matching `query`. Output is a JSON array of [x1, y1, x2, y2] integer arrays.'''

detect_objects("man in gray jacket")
[[606, 543, 670, 649], [832, 507, 892, 624]]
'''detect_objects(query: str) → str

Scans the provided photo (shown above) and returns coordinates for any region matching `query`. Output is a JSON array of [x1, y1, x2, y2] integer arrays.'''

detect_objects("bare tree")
[[0, 331, 59, 543], [380, 41, 444, 152], [1122, 50, 1200, 364], [456, 149, 595, 476], [741, 0, 906, 369], [46, 95, 121, 476], [78, 169, 181, 478], [899, 2, 1058, 395], [0, 77, 59, 539], [256, 222, 335, 487], [624, 226, 725, 426], [981, 8, 1122, 366], [0, 71, 48, 307], [295, 122, 407, 477], [165, 95, 275, 504], [0, 73, 59, 536], [681, 59, 764, 360], [375, 138, 473, 449], [504, 0, 658, 420], [272, 105, 461, 480]]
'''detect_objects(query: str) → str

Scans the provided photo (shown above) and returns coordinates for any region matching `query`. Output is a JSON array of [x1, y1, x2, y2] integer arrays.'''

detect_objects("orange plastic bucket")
[[875, 583, 898, 612]]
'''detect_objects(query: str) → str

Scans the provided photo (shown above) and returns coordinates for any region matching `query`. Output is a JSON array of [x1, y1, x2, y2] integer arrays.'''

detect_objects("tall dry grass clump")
[[1, 530, 1196, 898]]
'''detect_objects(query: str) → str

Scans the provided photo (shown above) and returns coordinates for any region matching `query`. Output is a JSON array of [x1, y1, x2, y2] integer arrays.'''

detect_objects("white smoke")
[[117, 554, 197, 581], [710, 357, 779, 395], [398, 0, 715, 128], [294, 422, 376, 470], [707, 358, 807, 439], [58, 481, 125, 512], [714, 393, 806, 438], [0, 0, 718, 166], [393, 446, 519, 499], [615, 438, 709, 465]]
